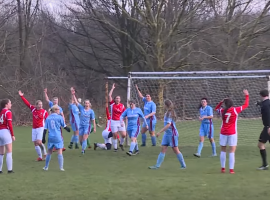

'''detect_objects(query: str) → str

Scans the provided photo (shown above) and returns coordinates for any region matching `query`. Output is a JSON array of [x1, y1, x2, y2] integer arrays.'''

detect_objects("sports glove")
[[64, 126, 71, 132]]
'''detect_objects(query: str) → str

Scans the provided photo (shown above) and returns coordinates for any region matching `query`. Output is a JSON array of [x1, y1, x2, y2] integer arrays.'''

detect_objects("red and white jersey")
[[110, 100, 125, 121], [0, 109, 14, 136], [21, 96, 48, 128], [215, 95, 249, 135]]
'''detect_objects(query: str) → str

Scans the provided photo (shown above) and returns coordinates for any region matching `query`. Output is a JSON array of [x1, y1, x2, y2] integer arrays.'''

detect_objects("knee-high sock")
[[229, 152, 235, 170], [45, 154, 51, 168], [260, 149, 268, 166], [176, 153, 186, 168], [58, 154, 64, 169], [142, 134, 146, 145], [197, 142, 203, 155], [70, 135, 74, 143], [151, 136, 156, 146], [82, 140, 87, 151], [35, 146, 42, 158], [220, 151, 226, 168], [74, 135, 79, 144], [39, 143, 47, 155], [129, 142, 136, 153], [6, 152, 12, 171], [156, 152, 165, 168], [113, 139, 118, 149], [0, 154, 3, 171], [211, 142, 216, 155], [135, 142, 139, 151], [120, 137, 125, 145]]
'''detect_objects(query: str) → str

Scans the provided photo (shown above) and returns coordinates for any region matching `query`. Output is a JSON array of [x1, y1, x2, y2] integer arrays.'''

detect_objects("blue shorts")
[[127, 126, 140, 138], [79, 125, 91, 136], [199, 123, 214, 138], [161, 134, 178, 147], [47, 142, 63, 150], [71, 121, 80, 132], [142, 118, 156, 132]]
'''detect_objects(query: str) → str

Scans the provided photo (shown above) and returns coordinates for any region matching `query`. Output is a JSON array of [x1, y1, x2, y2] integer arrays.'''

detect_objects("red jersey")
[[215, 95, 249, 135], [0, 109, 14, 136], [110, 100, 125, 121], [21, 96, 48, 128]]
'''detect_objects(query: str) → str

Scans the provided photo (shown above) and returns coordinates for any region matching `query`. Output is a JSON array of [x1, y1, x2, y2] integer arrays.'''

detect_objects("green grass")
[[1, 119, 270, 200]]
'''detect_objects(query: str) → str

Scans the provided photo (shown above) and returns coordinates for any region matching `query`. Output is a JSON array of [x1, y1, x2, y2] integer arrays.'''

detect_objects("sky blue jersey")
[[69, 103, 80, 124], [49, 101, 63, 114], [164, 113, 178, 136], [45, 113, 66, 143], [199, 105, 213, 124], [78, 104, 95, 126], [120, 107, 147, 130], [142, 97, 156, 120]]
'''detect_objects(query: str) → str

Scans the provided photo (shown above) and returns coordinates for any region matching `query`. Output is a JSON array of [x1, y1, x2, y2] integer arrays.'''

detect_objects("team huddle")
[[0, 83, 269, 173]]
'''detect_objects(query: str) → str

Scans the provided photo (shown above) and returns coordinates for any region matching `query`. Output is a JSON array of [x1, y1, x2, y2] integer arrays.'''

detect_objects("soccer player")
[[44, 88, 66, 151], [109, 83, 126, 151], [72, 92, 96, 154], [194, 98, 216, 158], [19, 90, 48, 161], [0, 99, 15, 174], [68, 87, 80, 149], [135, 85, 157, 146], [120, 100, 148, 156], [148, 99, 186, 169], [257, 89, 270, 170], [215, 89, 249, 174], [43, 105, 70, 171]]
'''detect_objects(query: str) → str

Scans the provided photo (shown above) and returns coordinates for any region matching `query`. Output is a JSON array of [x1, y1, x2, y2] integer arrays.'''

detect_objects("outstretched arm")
[[215, 100, 223, 111], [241, 89, 249, 110], [18, 90, 33, 109], [44, 88, 50, 103], [135, 85, 144, 99], [109, 83, 115, 102], [72, 93, 79, 106]]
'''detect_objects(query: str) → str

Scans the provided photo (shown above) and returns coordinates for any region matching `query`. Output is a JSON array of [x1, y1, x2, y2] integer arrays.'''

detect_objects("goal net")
[[125, 71, 270, 149]]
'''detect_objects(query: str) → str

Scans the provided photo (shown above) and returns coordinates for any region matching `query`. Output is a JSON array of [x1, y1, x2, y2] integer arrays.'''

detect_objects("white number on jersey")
[[0, 114, 3, 124], [50, 120, 55, 129], [225, 113, 231, 123]]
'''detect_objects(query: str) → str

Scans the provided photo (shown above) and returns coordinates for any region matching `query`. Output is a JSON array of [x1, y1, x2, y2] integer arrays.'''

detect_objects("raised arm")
[[109, 83, 115, 102], [72, 92, 79, 106], [215, 100, 223, 111], [241, 89, 249, 110], [44, 88, 50, 103], [135, 85, 144, 99], [18, 90, 33, 109]]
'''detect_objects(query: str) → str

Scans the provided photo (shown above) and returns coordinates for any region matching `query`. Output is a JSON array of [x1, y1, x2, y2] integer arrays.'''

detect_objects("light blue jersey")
[[161, 113, 179, 147], [199, 106, 213, 124], [142, 97, 157, 131], [45, 113, 66, 149], [69, 103, 80, 131], [78, 104, 95, 135], [49, 101, 63, 114], [199, 105, 214, 138]]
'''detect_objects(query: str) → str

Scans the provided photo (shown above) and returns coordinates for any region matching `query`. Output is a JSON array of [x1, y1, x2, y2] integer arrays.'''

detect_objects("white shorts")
[[32, 127, 44, 142], [0, 129, 12, 146], [111, 120, 126, 133], [219, 134, 237, 146], [102, 130, 112, 144]]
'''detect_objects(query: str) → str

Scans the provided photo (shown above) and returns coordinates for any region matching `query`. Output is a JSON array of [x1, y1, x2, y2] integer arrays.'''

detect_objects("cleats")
[[68, 144, 73, 149], [126, 151, 133, 156], [36, 157, 43, 162], [133, 150, 139, 155], [180, 166, 186, 169], [119, 144, 124, 151], [148, 165, 159, 169], [193, 153, 201, 158], [62, 148, 66, 151], [141, 144, 146, 147], [114, 149, 118, 152], [81, 150, 85, 155], [75, 143, 79, 149], [43, 167, 48, 171], [7, 170, 14, 174], [60, 168, 65, 171], [94, 143, 97, 150], [0, 171, 2, 174], [229, 169, 235, 174], [210, 154, 217, 157], [257, 165, 269, 170], [221, 168, 225, 173]]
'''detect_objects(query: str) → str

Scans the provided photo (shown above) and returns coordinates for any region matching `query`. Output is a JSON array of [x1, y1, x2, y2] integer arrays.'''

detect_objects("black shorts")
[[259, 127, 270, 143]]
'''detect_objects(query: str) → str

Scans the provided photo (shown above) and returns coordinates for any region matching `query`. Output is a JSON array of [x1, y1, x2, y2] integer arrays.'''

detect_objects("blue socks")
[[70, 135, 74, 143], [57, 154, 64, 169], [156, 152, 165, 167], [129, 142, 136, 153], [135, 142, 139, 151], [45, 154, 51, 168], [142, 134, 146, 145], [82, 140, 87, 150], [211, 142, 216, 155], [74, 135, 79, 144], [151, 136, 156, 146], [197, 142, 204, 155], [176, 153, 186, 168]]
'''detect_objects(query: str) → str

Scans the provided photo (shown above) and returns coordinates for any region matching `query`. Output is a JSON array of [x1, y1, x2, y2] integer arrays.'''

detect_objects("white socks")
[[220, 151, 226, 168], [120, 137, 125, 145], [0, 154, 3, 171], [6, 152, 12, 171], [35, 146, 42, 158], [229, 153, 235, 170], [97, 143, 107, 149], [113, 139, 118, 149]]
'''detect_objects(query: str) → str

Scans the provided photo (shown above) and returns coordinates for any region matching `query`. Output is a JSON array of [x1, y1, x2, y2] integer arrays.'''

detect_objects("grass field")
[[1, 119, 270, 200]]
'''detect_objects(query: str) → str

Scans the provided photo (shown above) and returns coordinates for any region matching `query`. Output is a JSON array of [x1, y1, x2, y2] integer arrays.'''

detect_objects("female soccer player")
[[19, 90, 48, 161], [44, 88, 66, 151], [68, 87, 80, 149], [148, 99, 186, 169], [135, 85, 157, 147], [194, 98, 216, 158], [109, 83, 126, 152], [43, 105, 70, 171], [120, 100, 148, 156], [215, 89, 249, 174], [72, 92, 96, 154], [0, 99, 15, 173]]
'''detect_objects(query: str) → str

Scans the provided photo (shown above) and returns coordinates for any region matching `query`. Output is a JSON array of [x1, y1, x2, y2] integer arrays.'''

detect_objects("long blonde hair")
[[164, 99, 177, 121]]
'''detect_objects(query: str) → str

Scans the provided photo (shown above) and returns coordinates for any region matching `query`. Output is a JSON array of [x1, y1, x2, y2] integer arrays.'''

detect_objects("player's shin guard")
[[35, 146, 42, 158], [113, 139, 118, 149], [176, 153, 186, 168], [45, 154, 51, 168], [197, 142, 203, 155], [129, 142, 136, 153], [58, 154, 64, 169], [120, 137, 125, 145], [260, 149, 268, 166], [135, 142, 139, 151], [6, 152, 12, 171], [211, 142, 216, 155], [229, 153, 235, 170], [156, 152, 165, 168], [0, 154, 3, 171], [142, 134, 146, 145], [220, 151, 226, 168], [82, 140, 87, 150], [151, 136, 156, 146]]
